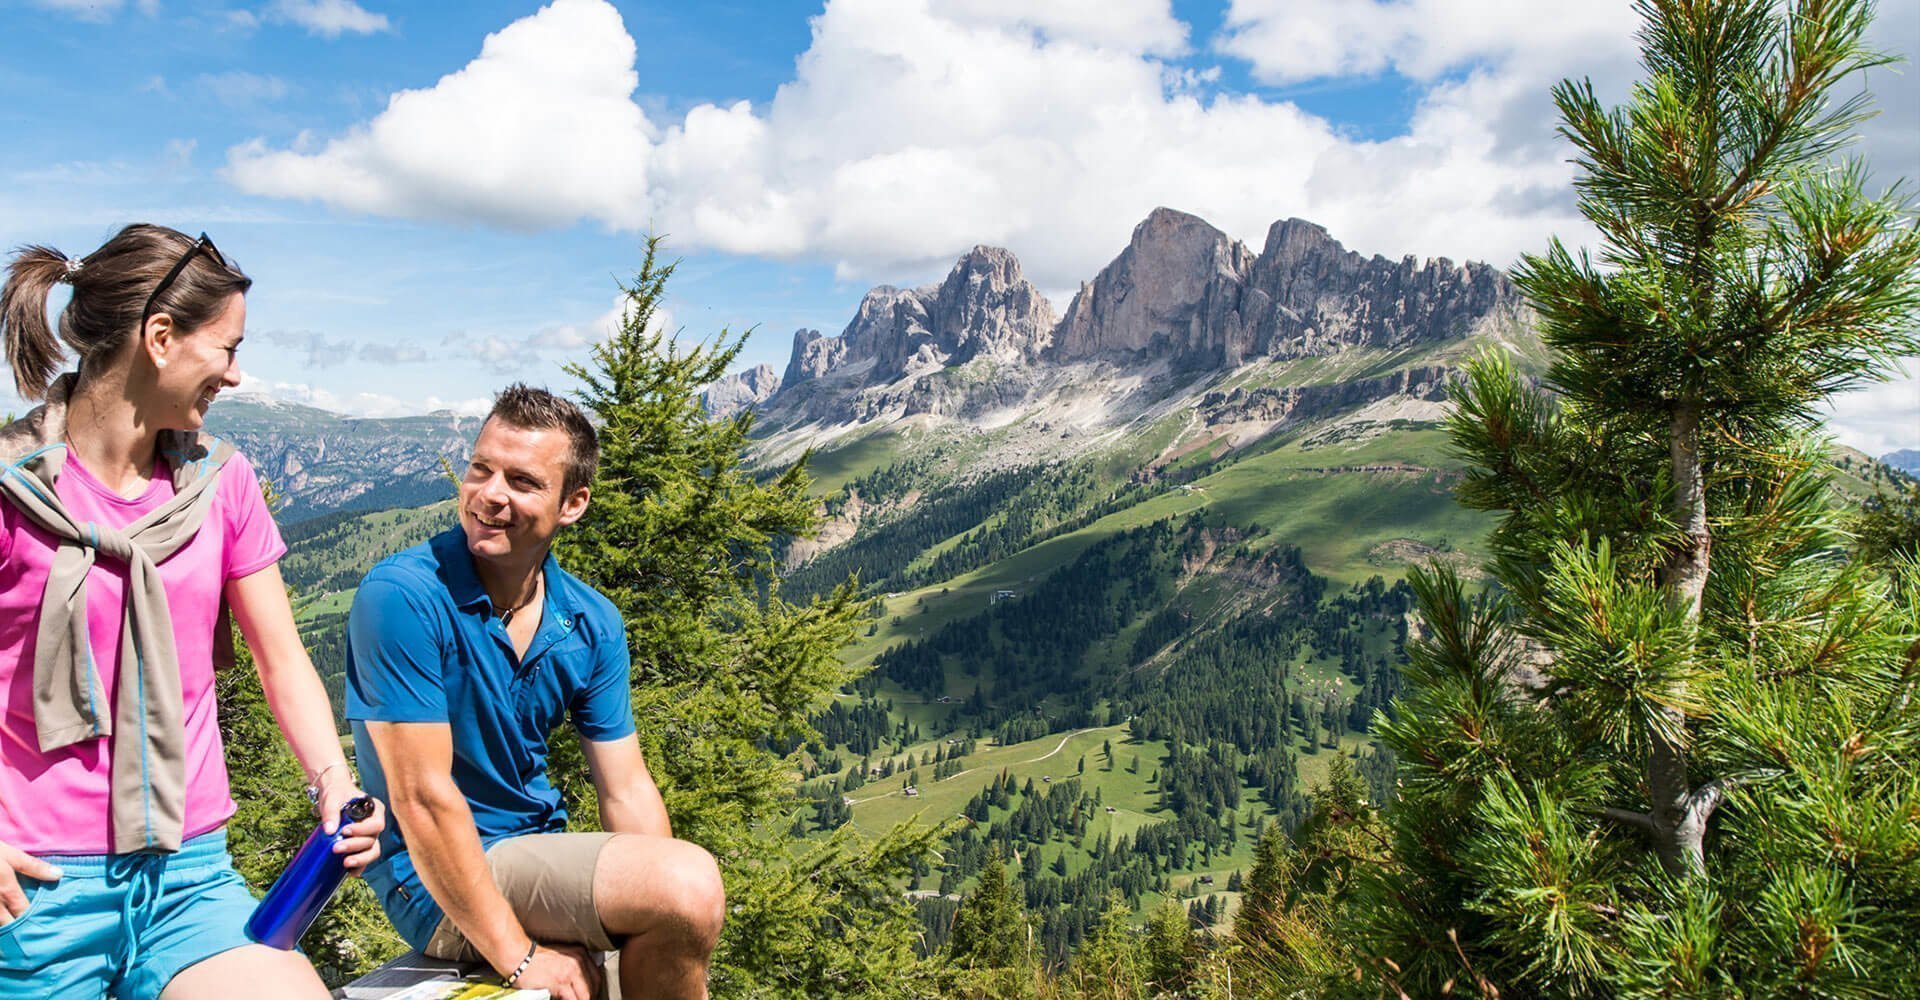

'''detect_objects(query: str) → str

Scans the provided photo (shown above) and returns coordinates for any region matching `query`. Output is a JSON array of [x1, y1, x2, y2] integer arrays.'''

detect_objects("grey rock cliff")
[[1200, 365, 1452, 427], [1051, 208, 1257, 368], [753, 245, 1058, 425], [1245, 218, 1518, 358], [929, 246, 1057, 365], [702, 363, 782, 418], [781, 329, 845, 385]]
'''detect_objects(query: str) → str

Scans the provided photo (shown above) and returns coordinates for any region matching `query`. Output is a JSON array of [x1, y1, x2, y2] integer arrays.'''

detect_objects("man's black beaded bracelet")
[[503, 942, 537, 988]]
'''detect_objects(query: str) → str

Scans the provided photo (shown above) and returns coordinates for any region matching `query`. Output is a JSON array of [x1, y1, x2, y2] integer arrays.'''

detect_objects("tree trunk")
[[1665, 404, 1712, 620], [1651, 403, 1713, 876]]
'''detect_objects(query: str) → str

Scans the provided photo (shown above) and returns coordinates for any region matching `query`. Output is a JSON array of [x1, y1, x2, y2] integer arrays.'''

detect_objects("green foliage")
[[1062, 892, 1148, 999], [1349, 1, 1920, 995], [1212, 763, 1392, 999], [549, 236, 941, 995], [718, 822, 948, 998], [1854, 476, 1920, 571], [279, 501, 457, 598], [1140, 898, 1193, 994], [557, 241, 856, 828], [219, 620, 404, 987], [948, 846, 1030, 970]]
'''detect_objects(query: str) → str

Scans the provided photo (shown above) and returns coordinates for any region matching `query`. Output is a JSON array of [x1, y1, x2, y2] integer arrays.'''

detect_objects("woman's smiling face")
[[151, 291, 245, 431]]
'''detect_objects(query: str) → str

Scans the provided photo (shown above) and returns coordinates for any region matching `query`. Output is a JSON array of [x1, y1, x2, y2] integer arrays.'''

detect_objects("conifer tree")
[[1238, 821, 1294, 942], [1067, 892, 1147, 999], [554, 237, 943, 995], [948, 846, 1028, 969], [1364, 0, 1920, 993], [1141, 898, 1193, 993]]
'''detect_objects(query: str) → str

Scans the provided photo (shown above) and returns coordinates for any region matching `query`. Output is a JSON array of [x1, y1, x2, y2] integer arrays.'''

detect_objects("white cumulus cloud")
[[1217, 0, 1639, 84], [228, 0, 652, 228], [1824, 364, 1920, 458], [219, 0, 1626, 287], [265, 0, 390, 38]]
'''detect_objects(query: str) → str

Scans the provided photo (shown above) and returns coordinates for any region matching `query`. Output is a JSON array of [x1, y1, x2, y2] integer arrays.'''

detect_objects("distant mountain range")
[[1881, 449, 1920, 475], [206, 395, 477, 522], [705, 207, 1529, 430]]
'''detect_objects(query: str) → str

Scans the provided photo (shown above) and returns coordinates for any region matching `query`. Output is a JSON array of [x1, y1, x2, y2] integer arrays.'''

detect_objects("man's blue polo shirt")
[[345, 527, 635, 950]]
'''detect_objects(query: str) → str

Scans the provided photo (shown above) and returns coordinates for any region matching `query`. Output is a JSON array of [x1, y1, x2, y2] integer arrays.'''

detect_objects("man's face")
[[459, 418, 590, 566]]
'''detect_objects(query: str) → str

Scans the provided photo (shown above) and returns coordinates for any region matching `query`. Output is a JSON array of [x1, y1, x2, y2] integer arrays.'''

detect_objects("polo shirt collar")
[[431, 526, 582, 619]]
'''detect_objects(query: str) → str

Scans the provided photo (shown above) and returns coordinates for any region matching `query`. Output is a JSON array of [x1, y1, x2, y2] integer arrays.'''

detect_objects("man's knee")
[[663, 843, 725, 950], [597, 835, 725, 950]]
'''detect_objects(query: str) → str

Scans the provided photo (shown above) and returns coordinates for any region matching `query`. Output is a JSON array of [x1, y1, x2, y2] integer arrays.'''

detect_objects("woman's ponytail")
[[0, 245, 73, 401], [1, 226, 248, 403]]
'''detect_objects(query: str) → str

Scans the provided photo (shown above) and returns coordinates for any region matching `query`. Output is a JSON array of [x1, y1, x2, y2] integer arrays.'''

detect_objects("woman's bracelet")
[[503, 942, 538, 988], [304, 761, 353, 804]]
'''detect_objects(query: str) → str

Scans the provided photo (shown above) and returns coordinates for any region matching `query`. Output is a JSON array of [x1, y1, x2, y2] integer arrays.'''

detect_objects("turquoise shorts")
[[0, 828, 259, 1000]]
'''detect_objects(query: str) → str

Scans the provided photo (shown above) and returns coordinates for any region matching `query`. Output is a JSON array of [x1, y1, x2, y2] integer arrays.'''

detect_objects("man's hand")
[[513, 943, 601, 1000], [0, 839, 61, 928]]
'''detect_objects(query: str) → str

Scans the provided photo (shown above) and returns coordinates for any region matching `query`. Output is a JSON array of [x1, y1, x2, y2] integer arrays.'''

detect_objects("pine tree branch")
[[1684, 775, 1739, 825], [1596, 806, 1655, 834]]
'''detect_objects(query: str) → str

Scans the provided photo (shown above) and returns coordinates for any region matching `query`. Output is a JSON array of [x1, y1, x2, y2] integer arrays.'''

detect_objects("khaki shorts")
[[423, 831, 619, 960]]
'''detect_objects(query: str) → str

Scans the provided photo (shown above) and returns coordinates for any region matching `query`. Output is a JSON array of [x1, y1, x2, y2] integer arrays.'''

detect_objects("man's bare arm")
[[582, 735, 670, 837], [363, 721, 531, 972]]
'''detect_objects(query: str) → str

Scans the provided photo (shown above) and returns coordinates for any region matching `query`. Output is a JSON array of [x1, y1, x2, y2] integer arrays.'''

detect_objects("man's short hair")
[[486, 383, 599, 495]]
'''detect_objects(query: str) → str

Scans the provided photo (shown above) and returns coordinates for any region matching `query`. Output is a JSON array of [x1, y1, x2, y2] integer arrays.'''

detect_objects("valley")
[[242, 206, 1907, 966]]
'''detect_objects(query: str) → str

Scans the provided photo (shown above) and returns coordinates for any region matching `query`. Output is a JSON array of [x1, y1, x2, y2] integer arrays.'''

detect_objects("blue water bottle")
[[246, 796, 376, 949]]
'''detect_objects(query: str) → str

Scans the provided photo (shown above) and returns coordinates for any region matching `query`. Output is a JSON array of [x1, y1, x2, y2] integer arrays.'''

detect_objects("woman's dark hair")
[[487, 383, 600, 495], [0, 224, 251, 400]]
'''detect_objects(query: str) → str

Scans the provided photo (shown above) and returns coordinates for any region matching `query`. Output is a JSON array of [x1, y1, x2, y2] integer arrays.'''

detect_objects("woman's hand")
[[0, 839, 61, 928], [316, 778, 386, 875]]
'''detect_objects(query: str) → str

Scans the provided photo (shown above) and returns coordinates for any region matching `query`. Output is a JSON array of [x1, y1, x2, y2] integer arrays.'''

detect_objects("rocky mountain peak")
[[931, 245, 1057, 365], [773, 245, 1054, 400], [1259, 217, 1339, 270], [1051, 207, 1257, 366], [783, 328, 845, 386], [1246, 215, 1519, 359], [703, 362, 782, 419]]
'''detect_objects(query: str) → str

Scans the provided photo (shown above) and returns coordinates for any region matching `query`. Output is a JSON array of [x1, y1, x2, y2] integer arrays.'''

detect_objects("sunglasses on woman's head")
[[139, 232, 228, 332]]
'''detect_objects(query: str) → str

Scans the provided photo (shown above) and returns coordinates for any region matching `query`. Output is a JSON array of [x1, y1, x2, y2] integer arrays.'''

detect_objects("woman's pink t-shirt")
[[0, 449, 285, 854]]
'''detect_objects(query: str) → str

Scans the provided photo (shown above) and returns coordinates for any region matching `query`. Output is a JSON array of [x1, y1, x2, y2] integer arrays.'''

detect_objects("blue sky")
[[3, 0, 1916, 454]]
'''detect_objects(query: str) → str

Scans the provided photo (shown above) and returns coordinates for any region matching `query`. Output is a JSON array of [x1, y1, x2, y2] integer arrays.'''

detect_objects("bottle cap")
[[342, 796, 376, 824]]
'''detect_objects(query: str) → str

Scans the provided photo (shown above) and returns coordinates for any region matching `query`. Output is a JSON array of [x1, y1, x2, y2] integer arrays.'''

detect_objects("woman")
[[0, 224, 384, 999]]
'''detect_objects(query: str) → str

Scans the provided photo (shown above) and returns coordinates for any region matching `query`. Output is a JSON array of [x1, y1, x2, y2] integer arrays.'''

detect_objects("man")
[[346, 384, 723, 1000]]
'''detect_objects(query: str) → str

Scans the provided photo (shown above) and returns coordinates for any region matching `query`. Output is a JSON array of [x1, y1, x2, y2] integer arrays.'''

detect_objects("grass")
[[798, 428, 908, 496], [841, 426, 1489, 669], [845, 725, 1149, 835], [839, 722, 1371, 924], [293, 590, 356, 620]]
